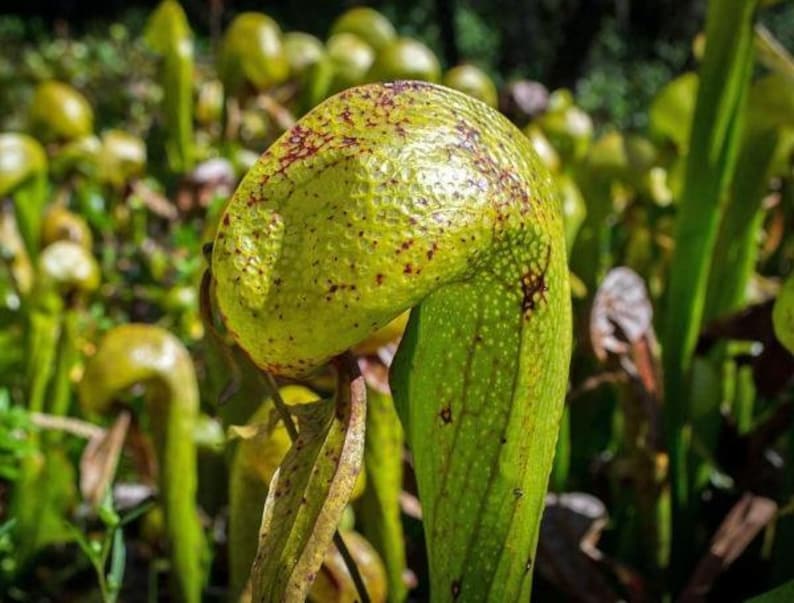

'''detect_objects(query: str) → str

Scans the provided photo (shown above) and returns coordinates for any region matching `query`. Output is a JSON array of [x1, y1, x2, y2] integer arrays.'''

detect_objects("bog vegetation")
[[0, 1, 792, 602]]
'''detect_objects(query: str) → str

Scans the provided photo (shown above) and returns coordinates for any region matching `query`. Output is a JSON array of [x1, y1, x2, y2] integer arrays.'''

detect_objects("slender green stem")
[[26, 307, 61, 414], [264, 371, 299, 441], [358, 382, 407, 602], [49, 309, 79, 420], [333, 531, 372, 603]]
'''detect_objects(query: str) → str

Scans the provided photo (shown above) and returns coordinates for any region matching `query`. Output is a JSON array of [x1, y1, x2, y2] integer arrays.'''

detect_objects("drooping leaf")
[[251, 357, 366, 602], [79, 411, 130, 509], [227, 385, 318, 599], [591, 267, 668, 572], [591, 267, 654, 362], [679, 494, 777, 601]]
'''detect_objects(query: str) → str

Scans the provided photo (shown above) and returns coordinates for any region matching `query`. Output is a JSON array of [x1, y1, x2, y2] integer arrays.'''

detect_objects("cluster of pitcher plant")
[[0, 0, 792, 601]]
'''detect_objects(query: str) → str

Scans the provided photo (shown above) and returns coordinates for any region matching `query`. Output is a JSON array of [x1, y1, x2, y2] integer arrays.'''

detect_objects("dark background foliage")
[[3, 0, 793, 129]]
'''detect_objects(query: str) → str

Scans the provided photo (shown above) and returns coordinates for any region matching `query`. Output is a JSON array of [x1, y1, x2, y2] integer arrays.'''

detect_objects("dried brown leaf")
[[679, 494, 778, 602], [130, 181, 178, 219], [358, 356, 390, 395], [591, 267, 654, 362], [79, 411, 130, 507]]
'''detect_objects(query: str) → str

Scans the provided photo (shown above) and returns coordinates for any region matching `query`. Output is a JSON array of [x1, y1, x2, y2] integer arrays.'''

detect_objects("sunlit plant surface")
[[0, 1, 792, 601]]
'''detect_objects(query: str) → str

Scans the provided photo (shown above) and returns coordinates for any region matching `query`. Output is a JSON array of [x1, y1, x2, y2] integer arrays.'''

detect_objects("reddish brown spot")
[[521, 246, 552, 315], [451, 579, 462, 599], [341, 135, 359, 147], [455, 119, 481, 150], [376, 273, 385, 285], [273, 124, 336, 178], [222, 214, 230, 226], [384, 80, 430, 94], [404, 263, 414, 274], [427, 242, 438, 260], [440, 406, 452, 424]]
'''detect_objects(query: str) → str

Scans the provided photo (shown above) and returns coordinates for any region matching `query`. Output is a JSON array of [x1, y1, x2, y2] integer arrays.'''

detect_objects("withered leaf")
[[250, 355, 367, 602], [591, 267, 654, 361], [79, 410, 130, 508], [679, 494, 777, 602]]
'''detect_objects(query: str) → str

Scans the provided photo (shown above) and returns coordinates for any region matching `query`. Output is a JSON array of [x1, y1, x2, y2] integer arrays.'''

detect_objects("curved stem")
[[265, 372, 299, 441], [80, 325, 206, 603], [211, 82, 570, 601]]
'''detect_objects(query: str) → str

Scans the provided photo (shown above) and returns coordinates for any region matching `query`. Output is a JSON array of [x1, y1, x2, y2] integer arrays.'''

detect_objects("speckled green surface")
[[213, 81, 571, 601]]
